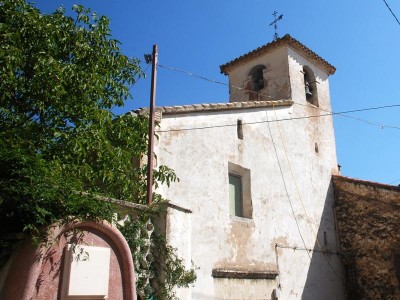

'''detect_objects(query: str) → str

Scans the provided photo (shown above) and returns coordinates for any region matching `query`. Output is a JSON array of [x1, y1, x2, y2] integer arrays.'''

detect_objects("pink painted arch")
[[1, 220, 137, 300]]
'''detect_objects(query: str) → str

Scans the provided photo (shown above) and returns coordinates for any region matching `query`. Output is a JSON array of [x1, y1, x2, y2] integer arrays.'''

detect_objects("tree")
[[0, 1, 195, 298]]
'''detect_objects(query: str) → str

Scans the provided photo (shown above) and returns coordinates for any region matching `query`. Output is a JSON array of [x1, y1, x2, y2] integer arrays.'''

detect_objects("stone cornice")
[[212, 268, 279, 280]]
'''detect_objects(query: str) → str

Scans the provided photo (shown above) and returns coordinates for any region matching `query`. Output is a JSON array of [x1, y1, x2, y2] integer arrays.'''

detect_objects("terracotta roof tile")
[[220, 34, 336, 75], [136, 100, 293, 116]]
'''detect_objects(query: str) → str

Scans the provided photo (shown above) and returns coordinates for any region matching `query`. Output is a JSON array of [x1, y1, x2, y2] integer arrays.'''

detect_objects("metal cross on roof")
[[269, 11, 283, 41]]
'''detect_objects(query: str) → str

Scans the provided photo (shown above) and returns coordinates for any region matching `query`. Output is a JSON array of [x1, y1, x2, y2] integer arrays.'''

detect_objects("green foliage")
[[0, 0, 145, 236], [118, 211, 197, 300], [152, 230, 197, 299], [0, 139, 114, 239], [0, 1, 196, 298]]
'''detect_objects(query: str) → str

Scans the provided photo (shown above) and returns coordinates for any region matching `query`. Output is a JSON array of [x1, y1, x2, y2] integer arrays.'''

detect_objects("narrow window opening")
[[228, 162, 252, 219], [323, 231, 327, 246], [303, 66, 319, 107], [237, 119, 243, 140], [249, 65, 266, 92], [229, 174, 243, 217], [315, 142, 319, 153]]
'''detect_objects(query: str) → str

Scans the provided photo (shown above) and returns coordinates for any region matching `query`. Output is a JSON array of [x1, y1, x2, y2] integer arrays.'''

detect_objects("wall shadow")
[[300, 182, 345, 300]]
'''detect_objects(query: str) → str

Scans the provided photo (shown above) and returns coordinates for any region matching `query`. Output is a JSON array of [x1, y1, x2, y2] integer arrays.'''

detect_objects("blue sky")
[[33, 0, 400, 185]]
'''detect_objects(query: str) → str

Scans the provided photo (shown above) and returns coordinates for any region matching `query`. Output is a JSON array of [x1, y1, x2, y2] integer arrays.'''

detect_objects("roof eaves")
[[135, 99, 293, 116], [159, 100, 293, 115], [220, 34, 336, 76]]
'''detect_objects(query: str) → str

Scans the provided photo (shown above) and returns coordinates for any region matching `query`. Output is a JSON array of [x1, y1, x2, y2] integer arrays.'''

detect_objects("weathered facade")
[[150, 35, 346, 299], [333, 175, 400, 300]]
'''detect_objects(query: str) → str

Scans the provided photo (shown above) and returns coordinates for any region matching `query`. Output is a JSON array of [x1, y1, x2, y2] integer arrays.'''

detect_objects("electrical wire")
[[388, 178, 400, 185], [271, 103, 344, 282], [156, 63, 400, 193], [276, 244, 340, 255], [111, 67, 149, 111], [129, 63, 151, 91], [382, 0, 400, 26], [158, 62, 349, 282], [265, 109, 311, 259], [295, 101, 400, 130], [155, 105, 400, 133], [272, 104, 321, 245], [158, 63, 250, 93], [157, 63, 400, 131], [156, 61, 395, 283], [111, 63, 152, 112]]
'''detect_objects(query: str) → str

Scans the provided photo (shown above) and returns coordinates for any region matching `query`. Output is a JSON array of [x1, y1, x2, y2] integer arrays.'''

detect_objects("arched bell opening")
[[303, 66, 319, 107]]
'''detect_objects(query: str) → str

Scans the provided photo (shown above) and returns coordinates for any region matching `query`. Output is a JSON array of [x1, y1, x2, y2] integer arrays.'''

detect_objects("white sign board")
[[61, 244, 111, 299]]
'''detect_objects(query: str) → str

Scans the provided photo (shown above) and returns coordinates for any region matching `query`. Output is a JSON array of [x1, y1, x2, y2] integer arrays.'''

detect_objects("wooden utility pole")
[[146, 44, 158, 205]]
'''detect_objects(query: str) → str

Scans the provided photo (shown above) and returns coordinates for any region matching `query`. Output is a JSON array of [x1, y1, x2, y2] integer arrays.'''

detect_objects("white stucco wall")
[[165, 206, 192, 299], [153, 46, 345, 300]]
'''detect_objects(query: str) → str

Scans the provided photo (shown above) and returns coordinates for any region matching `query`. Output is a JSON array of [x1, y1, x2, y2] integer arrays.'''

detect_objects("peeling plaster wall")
[[333, 176, 400, 300], [227, 46, 291, 102], [154, 49, 344, 299], [287, 47, 331, 112], [166, 207, 193, 299], [212, 278, 277, 299]]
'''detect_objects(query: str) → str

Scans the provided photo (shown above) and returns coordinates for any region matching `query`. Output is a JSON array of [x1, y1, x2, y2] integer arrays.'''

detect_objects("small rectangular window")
[[228, 162, 252, 218], [237, 119, 243, 140], [229, 174, 243, 217]]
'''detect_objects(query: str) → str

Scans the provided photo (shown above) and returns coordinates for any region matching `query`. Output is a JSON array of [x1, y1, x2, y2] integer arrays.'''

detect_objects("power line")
[[155, 104, 400, 133], [157, 63, 400, 131], [272, 105, 322, 244], [388, 178, 400, 185], [382, 0, 400, 26], [265, 109, 311, 259], [294, 101, 400, 129], [159, 63, 347, 284], [276, 244, 340, 256], [111, 64, 151, 113], [158, 63, 249, 93], [128, 63, 151, 91], [271, 104, 343, 282]]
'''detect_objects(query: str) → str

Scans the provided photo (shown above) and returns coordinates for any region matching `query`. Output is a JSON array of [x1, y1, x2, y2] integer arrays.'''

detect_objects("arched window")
[[249, 65, 266, 91], [303, 66, 318, 106]]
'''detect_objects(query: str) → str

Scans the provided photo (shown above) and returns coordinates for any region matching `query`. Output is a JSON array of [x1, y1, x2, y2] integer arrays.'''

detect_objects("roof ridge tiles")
[[220, 34, 335, 75]]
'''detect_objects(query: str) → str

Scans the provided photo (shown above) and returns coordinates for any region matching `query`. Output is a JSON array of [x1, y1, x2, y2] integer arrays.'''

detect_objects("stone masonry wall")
[[333, 175, 400, 300]]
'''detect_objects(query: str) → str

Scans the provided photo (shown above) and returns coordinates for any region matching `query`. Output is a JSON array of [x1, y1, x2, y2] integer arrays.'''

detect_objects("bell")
[[305, 82, 313, 99]]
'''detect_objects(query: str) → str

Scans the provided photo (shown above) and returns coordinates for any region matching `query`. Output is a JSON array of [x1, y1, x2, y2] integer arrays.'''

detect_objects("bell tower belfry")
[[220, 34, 336, 111]]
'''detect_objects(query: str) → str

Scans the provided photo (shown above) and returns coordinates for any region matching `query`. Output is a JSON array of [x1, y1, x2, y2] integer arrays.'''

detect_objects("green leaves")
[[0, 1, 191, 296], [0, 0, 148, 236], [118, 214, 197, 300], [1, 0, 142, 139]]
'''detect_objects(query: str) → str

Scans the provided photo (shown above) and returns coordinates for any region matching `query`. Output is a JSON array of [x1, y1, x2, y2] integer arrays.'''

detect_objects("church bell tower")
[[220, 34, 336, 112]]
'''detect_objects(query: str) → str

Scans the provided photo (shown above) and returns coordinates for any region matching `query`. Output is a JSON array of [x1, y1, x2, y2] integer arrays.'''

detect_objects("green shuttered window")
[[229, 174, 243, 217]]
